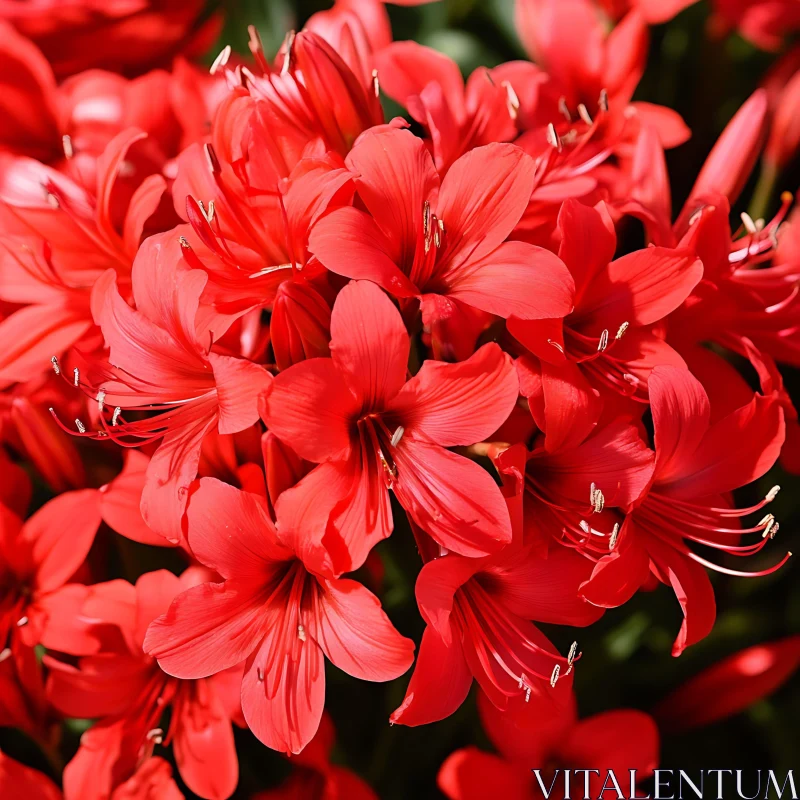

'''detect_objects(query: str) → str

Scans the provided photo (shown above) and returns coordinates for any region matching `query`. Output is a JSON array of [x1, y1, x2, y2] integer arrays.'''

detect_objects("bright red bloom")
[[509, 200, 702, 401], [653, 635, 800, 732], [143, 477, 414, 755], [391, 543, 600, 726], [0, 0, 212, 79], [374, 43, 520, 173], [712, 0, 800, 50], [309, 128, 574, 358], [262, 280, 520, 575], [0, 128, 170, 380], [46, 569, 241, 800], [512, 355, 655, 555], [0, 487, 101, 651], [67, 229, 271, 544], [438, 689, 658, 800], [0, 751, 61, 800], [581, 366, 788, 654]]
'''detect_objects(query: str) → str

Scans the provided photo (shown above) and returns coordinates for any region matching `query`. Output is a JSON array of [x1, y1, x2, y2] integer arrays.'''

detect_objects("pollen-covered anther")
[[550, 664, 561, 688], [16, 616, 28, 627], [112, 407, 122, 426], [597, 329, 610, 352], [741, 212, 758, 235], [51, 355, 60, 375], [372, 69, 380, 99], [281, 30, 296, 75], [62, 134, 74, 159], [378, 448, 397, 481], [423, 201, 433, 253], [567, 641, 580, 666], [590, 483, 604, 514], [146, 728, 164, 745], [546, 123, 562, 152], [577, 103, 593, 125], [616, 321, 630, 340], [96, 390, 106, 412], [73, 367, 80, 386], [0, 648, 11, 663], [391, 426, 405, 447], [179, 236, 191, 250], [609, 522, 620, 550], [759, 514, 779, 539], [525, 685, 532, 702], [558, 97, 571, 121], [502, 81, 520, 120], [599, 88, 609, 113], [75, 419, 86, 434], [297, 624, 307, 642], [207, 200, 216, 223], [210, 44, 231, 75], [766, 485, 781, 502]]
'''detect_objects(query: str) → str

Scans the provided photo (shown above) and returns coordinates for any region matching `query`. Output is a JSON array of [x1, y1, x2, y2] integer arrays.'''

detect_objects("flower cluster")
[[0, 0, 799, 797]]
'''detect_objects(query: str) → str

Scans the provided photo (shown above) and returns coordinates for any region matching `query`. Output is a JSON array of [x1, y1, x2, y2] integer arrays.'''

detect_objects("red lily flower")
[[580, 366, 788, 654], [308, 127, 575, 358], [0, 0, 212, 79], [509, 200, 702, 401], [143, 477, 415, 755], [46, 568, 241, 800], [0, 751, 184, 800], [0, 487, 101, 652], [390, 543, 601, 726], [374, 43, 520, 173], [58, 229, 271, 544], [712, 0, 800, 50], [0, 128, 171, 385], [653, 635, 800, 732], [511, 355, 655, 555], [262, 279, 520, 575], [438, 689, 659, 800], [0, 751, 61, 800]]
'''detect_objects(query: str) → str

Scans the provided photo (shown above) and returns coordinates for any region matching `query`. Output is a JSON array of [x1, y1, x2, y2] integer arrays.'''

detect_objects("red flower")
[[512, 355, 655, 555], [0, 751, 61, 800], [46, 569, 241, 800], [0, 487, 101, 652], [143, 477, 414, 755], [438, 689, 659, 800], [653, 635, 800, 732], [509, 200, 702, 401], [0, 0, 212, 79], [374, 43, 520, 173], [262, 279, 520, 575], [309, 127, 574, 358], [581, 365, 788, 654], [62, 229, 271, 544]]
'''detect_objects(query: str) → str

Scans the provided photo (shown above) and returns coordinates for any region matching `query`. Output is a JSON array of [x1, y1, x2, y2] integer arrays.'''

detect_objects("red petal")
[[393, 438, 512, 557], [144, 578, 268, 680], [653, 636, 800, 732], [241, 628, 325, 754], [173, 680, 238, 800], [645, 533, 716, 656], [388, 343, 518, 446], [262, 358, 359, 464], [314, 577, 415, 680], [445, 241, 574, 321], [0, 751, 61, 800], [209, 353, 271, 435], [186, 478, 289, 579], [436, 144, 535, 272], [560, 709, 659, 779], [330, 280, 411, 409], [390, 626, 472, 726], [438, 748, 531, 800], [26, 489, 101, 594], [580, 247, 702, 328]]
